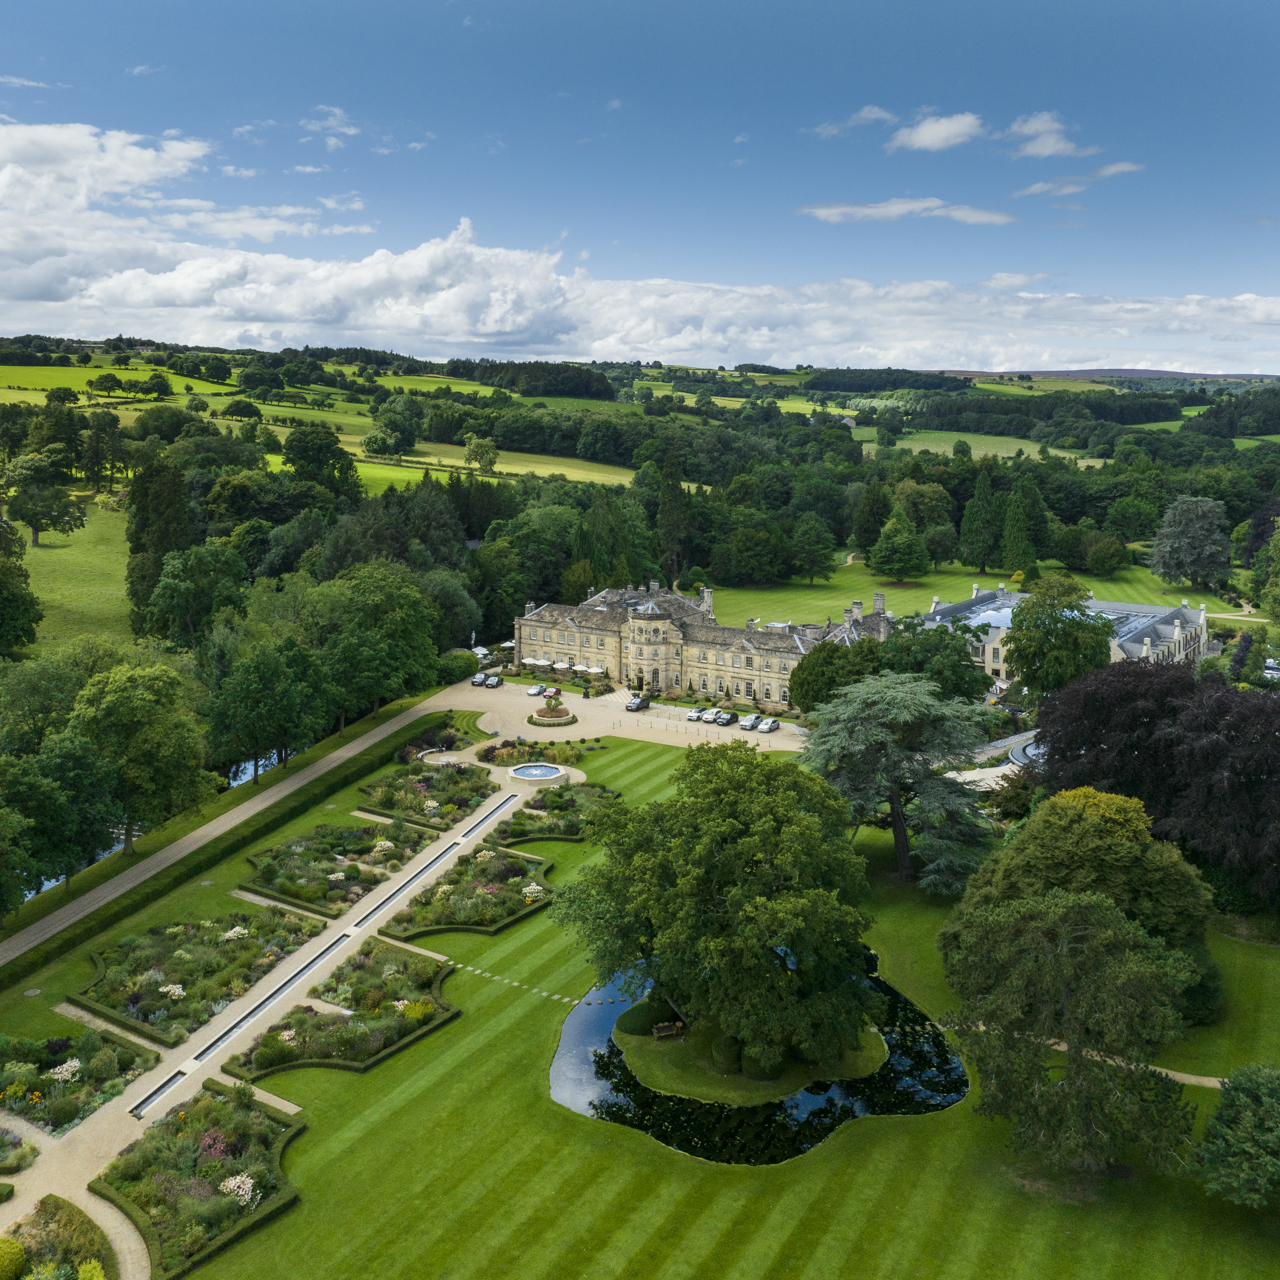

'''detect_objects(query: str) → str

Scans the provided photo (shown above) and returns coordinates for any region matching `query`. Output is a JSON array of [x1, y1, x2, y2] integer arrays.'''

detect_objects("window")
[[700, 675, 707, 691], [781, 686, 789, 702], [745, 657, 753, 669], [557, 632, 565, 645], [764, 684, 772, 700], [717, 678, 725, 694], [623, 643, 630, 653], [624, 666, 629, 679], [763, 659, 772, 671], [991, 648, 1000, 664], [674, 646, 681, 657], [733, 681, 741, 696], [716, 652, 724, 665], [745, 682, 753, 697], [780, 661, 789, 674], [700, 650, 707, 662], [672, 673, 681, 686], [732, 656, 741, 668], [543, 629, 551, 641], [597, 637, 605, 648]]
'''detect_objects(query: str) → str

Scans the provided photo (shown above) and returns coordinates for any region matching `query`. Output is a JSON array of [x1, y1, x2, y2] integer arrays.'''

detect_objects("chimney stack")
[[873, 593, 885, 615], [931, 596, 940, 613], [1142, 636, 1152, 659], [972, 583, 980, 599], [1199, 604, 1207, 626], [649, 579, 659, 593], [524, 600, 536, 617], [998, 584, 1005, 592], [850, 599, 863, 621]]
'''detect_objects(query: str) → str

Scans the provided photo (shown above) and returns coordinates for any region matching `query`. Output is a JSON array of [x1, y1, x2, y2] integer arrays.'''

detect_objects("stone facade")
[[921, 585, 1210, 689], [511, 582, 892, 713]]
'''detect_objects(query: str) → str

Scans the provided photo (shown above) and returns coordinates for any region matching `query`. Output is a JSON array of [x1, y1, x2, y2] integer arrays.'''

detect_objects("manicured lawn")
[[15, 502, 132, 649], [709, 560, 1241, 629]]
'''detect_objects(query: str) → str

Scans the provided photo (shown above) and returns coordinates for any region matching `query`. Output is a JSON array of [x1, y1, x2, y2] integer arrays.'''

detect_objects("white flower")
[[328, 872, 346, 883], [164, 926, 186, 936], [381, 963, 399, 980], [159, 984, 185, 999], [522, 883, 545, 901], [433, 884, 453, 901], [475, 849, 495, 862], [50, 1059, 80, 1084], [278, 1030, 295, 1044], [219, 1173, 258, 1207], [171, 950, 192, 961], [392, 999, 409, 1012], [372, 841, 395, 855], [222, 926, 250, 942]]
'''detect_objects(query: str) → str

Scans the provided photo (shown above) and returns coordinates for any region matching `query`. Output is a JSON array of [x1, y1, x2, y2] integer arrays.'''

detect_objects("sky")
[[2, 0, 1280, 370]]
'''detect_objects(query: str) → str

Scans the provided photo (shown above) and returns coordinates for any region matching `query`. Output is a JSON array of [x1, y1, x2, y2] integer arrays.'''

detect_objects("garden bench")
[[652, 1021, 685, 1040]]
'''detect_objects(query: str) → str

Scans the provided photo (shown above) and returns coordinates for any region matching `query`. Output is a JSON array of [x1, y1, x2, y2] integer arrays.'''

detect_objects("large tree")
[[7, 484, 86, 547], [788, 638, 882, 713], [867, 506, 930, 583], [282, 421, 363, 505], [207, 642, 315, 780], [850, 480, 891, 554], [801, 672, 987, 882], [68, 665, 219, 854], [1199, 1064, 1280, 1207], [790, 511, 839, 583], [1003, 571, 1115, 700], [0, 805, 36, 919], [958, 472, 1000, 573], [942, 889, 1195, 1172], [0, 516, 41, 657], [1149, 495, 1230, 589], [145, 541, 248, 648], [552, 741, 881, 1071], [878, 617, 992, 702]]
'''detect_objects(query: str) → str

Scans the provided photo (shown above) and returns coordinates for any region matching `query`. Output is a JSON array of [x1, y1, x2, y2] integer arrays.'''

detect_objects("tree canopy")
[[1003, 572, 1115, 699], [1199, 1064, 1280, 1207], [1149, 495, 1230, 588], [552, 741, 880, 1071]]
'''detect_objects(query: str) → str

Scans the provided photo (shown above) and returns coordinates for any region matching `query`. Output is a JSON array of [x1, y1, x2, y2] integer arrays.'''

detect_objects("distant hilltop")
[[939, 368, 1280, 381]]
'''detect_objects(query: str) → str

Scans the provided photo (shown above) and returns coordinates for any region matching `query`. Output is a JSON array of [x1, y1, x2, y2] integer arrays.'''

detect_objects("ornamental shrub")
[[87, 1049, 118, 1082], [0, 1238, 23, 1280], [712, 1034, 743, 1075], [47, 1098, 80, 1128], [1199, 1063, 1280, 1206]]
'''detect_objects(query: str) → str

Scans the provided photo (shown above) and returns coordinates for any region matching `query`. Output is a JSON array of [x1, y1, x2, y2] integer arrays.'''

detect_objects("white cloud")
[[0, 75, 50, 89], [300, 105, 359, 136], [127, 65, 160, 76], [1007, 111, 1100, 159], [734, 133, 748, 144], [1013, 161, 1144, 198], [325, 136, 345, 152], [979, 272, 1051, 289], [4, 120, 1280, 374], [320, 224, 374, 236], [289, 165, 327, 174], [578, 249, 590, 261], [233, 120, 276, 138], [221, 166, 259, 178], [606, 99, 621, 111], [809, 106, 898, 139], [407, 134, 436, 151], [318, 192, 364, 211], [799, 197, 1013, 226], [887, 113, 983, 152]]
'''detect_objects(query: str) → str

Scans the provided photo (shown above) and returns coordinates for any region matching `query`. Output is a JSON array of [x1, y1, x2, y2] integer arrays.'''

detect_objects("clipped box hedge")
[[89, 1079, 307, 1280], [0, 711, 449, 994]]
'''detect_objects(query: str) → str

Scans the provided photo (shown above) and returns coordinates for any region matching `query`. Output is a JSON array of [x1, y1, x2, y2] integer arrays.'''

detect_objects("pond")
[[549, 958, 968, 1165], [511, 763, 567, 780]]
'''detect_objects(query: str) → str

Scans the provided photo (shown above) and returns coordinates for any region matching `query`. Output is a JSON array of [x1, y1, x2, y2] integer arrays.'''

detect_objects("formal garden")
[[80, 911, 325, 1042], [494, 782, 618, 842], [95, 1084, 295, 1272], [0, 1026, 158, 1135], [360, 761, 498, 829], [475, 738, 587, 766], [306, 939, 442, 1015], [3, 1194, 118, 1280], [382, 844, 553, 934], [246, 824, 413, 917]]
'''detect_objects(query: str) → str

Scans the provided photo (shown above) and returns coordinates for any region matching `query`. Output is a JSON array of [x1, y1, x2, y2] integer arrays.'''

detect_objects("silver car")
[[686, 707, 703, 721], [699, 707, 719, 723], [757, 717, 780, 733], [740, 713, 763, 730], [527, 683, 546, 697]]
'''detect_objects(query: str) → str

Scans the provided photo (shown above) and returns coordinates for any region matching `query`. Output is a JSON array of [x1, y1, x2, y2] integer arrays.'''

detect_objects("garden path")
[[0, 698, 447, 969], [0, 780, 537, 1276]]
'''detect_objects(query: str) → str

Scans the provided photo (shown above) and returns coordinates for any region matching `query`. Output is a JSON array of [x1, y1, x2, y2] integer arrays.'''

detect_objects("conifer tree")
[[868, 507, 930, 583], [1001, 479, 1040, 573], [959, 473, 999, 573]]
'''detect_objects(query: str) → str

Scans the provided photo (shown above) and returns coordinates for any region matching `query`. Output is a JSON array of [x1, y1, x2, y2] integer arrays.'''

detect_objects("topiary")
[[0, 1237, 24, 1280], [88, 1049, 118, 1081], [47, 1096, 80, 1128], [711, 1034, 742, 1075]]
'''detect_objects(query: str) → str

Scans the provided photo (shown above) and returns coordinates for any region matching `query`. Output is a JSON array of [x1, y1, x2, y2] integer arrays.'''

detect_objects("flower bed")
[[382, 845, 552, 936], [94, 1082, 300, 1274], [79, 911, 324, 1043], [527, 713, 580, 728], [245, 823, 414, 917], [307, 938, 443, 1015], [361, 761, 498, 829], [6, 1193, 118, 1279], [476, 739, 582, 767], [0, 1128, 37, 1176], [496, 782, 617, 842], [0, 1026, 159, 1136]]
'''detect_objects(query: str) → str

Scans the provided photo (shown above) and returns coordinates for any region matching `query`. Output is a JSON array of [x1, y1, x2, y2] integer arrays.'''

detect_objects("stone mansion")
[[511, 583, 893, 712]]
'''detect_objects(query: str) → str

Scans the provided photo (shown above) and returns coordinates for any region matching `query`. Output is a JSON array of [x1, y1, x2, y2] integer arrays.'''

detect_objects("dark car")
[[484, 674, 504, 688], [715, 710, 739, 726], [626, 695, 650, 712], [471, 671, 488, 686]]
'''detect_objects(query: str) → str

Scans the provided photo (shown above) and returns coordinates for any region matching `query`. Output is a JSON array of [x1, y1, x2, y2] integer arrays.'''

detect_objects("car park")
[[686, 707, 703, 721], [527, 683, 546, 697], [471, 672, 488, 686], [484, 674, 504, 688], [740, 713, 763, 730], [715, 711, 739, 726], [699, 707, 719, 723], [626, 695, 650, 711], [758, 717, 780, 733]]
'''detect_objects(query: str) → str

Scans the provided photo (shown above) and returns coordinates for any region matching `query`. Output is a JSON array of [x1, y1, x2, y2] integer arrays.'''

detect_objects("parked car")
[[543, 687, 562, 698], [484, 674, 504, 688], [758, 717, 780, 733], [715, 711, 739, 726], [626, 695, 650, 712], [699, 707, 720, 723], [686, 707, 704, 721], [471, 672, 488, 686], [740, 713, 763, 730], [527, 683, 546, 697]]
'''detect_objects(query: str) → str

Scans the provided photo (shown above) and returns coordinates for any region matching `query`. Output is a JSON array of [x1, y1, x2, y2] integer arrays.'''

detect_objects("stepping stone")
[[23, 989, 38, 997], [607, 998, 614, 1003], [201, 881, 213, 886]]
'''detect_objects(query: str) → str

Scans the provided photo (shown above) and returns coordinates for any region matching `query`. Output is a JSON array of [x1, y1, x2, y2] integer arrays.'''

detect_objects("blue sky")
[[2, 0, 1279, 369]]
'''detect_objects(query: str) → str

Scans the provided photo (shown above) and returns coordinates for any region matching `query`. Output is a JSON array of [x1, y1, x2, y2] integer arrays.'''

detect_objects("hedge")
[[0, 1183, 11, 1203], [528, 714, 578, 727], [220, 961, 459, 1083], [0, 711, 449, 994], [235, 871, 347, 920], [89, 1079, 306, 1280]]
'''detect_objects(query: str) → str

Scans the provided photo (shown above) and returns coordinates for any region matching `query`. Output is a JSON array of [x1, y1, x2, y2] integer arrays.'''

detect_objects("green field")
[[14, 501, 131, 649], [708, 560, 1242, 629], [891, 430, 1086, 461]]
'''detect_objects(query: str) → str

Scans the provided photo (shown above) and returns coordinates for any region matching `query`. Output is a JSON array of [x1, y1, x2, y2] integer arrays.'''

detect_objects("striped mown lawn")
[[192, 745, 1280, 1280]]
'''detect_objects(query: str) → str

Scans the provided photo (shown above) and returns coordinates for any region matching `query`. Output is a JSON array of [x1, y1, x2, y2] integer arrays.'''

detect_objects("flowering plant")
[[278, 1029, 295, 1044], [219, 1173, 260, 1208], [372, 840, 395, 857], [49, 1059, 80, 1085], [222, 926, 250, 942], [523, 883, 545, 901], [328, 872, 346, 883], [158, 984, 185, 999]]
